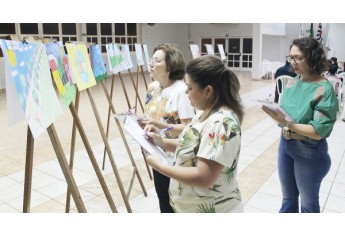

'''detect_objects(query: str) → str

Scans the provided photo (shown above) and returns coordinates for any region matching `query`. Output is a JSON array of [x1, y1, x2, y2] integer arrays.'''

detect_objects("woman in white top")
[[138, 44, 195, 213]]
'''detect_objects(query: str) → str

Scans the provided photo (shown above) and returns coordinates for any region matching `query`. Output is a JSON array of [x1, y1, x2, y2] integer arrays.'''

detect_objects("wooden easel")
[[23, 125, 87, 213], [99, 79, 148, 199], [64, 90, 118, 213]]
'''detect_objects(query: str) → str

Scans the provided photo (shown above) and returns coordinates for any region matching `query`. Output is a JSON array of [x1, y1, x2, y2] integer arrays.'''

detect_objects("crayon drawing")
[[45, 42, 76, 107], [90, 44, 107, 81], [65, 43, 96, 91], [0, 40, 62, 138]]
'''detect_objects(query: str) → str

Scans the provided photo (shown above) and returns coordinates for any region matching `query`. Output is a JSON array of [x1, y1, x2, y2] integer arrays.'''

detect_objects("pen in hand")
[[143, 126, 173, 137]]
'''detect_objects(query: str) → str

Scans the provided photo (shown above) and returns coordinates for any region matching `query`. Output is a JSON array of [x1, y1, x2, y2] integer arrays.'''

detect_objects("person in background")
[[144, 55, 244, 213], [328, 57, 339, 75], [262, 37, 338, 213], [274, 61, 297, 103], [138, 44, 195, 213]]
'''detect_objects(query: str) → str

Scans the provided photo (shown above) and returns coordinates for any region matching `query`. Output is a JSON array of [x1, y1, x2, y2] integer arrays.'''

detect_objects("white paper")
[[260, 101, 295, 122], [122, 115, 168, 164]]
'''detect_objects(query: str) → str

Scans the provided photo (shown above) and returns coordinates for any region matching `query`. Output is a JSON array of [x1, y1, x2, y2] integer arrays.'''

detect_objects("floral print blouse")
[[169, 108, 243, 212]]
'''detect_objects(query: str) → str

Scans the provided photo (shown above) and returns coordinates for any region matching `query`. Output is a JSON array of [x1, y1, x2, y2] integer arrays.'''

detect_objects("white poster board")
[[217, 44, 226, 60], [189, 44, 201, 59], [205, 44, 214, 55], [134, 43, 145, 66], [142, 44, 150, 72]]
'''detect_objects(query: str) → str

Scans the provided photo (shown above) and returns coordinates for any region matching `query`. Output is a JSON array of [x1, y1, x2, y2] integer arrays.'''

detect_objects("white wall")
[[141, 23, 189, 61]]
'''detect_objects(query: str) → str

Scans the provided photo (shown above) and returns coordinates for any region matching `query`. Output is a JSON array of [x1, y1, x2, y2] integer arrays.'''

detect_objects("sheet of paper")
[[259, 101, 295, 122], [122, 115, 168, 164]]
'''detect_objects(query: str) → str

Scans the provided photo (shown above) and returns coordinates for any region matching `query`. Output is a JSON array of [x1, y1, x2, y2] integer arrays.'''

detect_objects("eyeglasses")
[[286, 55, 304, 64], [149, 57, 164, 65]]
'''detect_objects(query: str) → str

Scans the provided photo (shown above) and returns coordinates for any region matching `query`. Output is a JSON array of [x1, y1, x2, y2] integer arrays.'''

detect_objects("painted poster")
[[142, 44, 150, 72], [0, 40, 62, 138], [205, 44, 215, 55], [45, 42, 76, 107], [106, 43, 126, 73], [105, 43, 116, 72], [217, 44, 226, 60], [189, 44, 201, 59], [57, 41, 74, 84], [65, 43, 96, 91], [134, 43, 144, 66], [90, 44, 107, 81], [121, 44, 133, 70]]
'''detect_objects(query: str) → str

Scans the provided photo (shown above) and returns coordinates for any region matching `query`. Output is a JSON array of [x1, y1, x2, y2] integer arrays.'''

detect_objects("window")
[[0, 23, 16, 34], [201, 38, 212, 54], [20, 23, 38, 35]]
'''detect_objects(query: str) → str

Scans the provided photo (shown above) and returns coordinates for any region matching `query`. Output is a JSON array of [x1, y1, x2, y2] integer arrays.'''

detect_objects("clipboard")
[[259, 101, 295, 122], [122, 115, 168, 164]]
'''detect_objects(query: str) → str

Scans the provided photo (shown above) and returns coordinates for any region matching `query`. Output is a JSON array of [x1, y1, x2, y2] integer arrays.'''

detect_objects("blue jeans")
[[278, 136, 331, 213]]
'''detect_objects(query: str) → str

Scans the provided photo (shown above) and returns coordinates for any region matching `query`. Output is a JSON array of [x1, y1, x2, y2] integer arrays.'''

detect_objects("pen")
[[153, 126, 173, 134], [143, 126, 173, 137]]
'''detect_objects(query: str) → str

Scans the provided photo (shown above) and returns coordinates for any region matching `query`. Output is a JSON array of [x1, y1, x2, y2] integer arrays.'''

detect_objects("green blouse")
[[281, 75, 338, 138]]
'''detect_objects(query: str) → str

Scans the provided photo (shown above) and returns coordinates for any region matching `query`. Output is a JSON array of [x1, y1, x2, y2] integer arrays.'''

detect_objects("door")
[[227, 37, 252, 71]]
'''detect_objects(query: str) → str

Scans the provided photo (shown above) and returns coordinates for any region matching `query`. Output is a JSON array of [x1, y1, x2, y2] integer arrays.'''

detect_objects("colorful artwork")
[[65, 43, 96, 91], [134, 43, 144, 66], [90, 44, 107, 81], [217, 44, 226, 60], [189, 44, 201, 59], [57, 41, 74, 84], [142, 44, 150, 72], [205, 44, 215, 55], [105, 43, 126, 73], [0, 40, 62, 138], [45, 42, 76, 107], [121, 44, 133, 70]]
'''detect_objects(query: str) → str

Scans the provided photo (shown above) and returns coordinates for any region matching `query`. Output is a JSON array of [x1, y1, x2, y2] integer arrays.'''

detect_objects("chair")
[[328, 76, 344, 116], [275, 75, 294, 105]]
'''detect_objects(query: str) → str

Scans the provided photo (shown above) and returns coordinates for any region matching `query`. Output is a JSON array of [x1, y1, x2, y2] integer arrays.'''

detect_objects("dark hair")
[[290, 37, 328, 75], [331, 57, 338, 64], [186, 55, 243, 123], [153, 44, 186, 81]]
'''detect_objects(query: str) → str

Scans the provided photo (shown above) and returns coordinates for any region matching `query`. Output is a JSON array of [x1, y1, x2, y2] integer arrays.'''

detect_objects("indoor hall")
[[0, 71, 344, 213]]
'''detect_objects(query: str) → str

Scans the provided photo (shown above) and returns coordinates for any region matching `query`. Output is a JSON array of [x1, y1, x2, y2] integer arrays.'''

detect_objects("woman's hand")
[[144, 124, 166, 149], [145, 153, 163, 170], [261, 105, 288, 127]]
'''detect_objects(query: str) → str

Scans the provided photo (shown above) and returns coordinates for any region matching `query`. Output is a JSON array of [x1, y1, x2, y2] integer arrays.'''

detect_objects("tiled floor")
[[1, 71, 345, 213]]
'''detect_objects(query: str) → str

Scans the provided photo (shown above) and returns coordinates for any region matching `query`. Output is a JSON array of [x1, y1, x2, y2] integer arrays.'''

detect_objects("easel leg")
[[102, 75, 115, 170], [87, 87, 132, 213], [47, 124, 87, 213], [68, 100, 118, 213], [23, 126, 34, 213], [128, 69, 144, 113], [118, 72, 131, 109], [100, 81, 148, 197], [140, 65, 148, 90], [65, 90, 80, 213]]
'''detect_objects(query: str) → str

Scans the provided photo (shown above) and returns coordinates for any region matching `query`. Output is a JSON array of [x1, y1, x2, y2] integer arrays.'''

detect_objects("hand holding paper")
[[122, 115, 168, 164], [261, 102, 295, 126]]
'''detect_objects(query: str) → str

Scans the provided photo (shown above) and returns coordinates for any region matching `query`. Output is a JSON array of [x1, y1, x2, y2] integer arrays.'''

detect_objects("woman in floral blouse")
[[145, 55, 244, 212]]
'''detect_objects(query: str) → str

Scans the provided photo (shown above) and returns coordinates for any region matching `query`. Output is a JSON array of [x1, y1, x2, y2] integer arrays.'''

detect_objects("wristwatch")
[[283, 121, 291, 131]]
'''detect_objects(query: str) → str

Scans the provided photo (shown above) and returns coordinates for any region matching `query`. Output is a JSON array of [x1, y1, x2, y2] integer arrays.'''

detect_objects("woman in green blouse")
[[262, 37, 338, 213]]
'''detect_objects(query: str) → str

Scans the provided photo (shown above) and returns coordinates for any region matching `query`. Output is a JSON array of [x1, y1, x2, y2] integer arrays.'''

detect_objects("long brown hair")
[[186, 55, 243, 123]]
